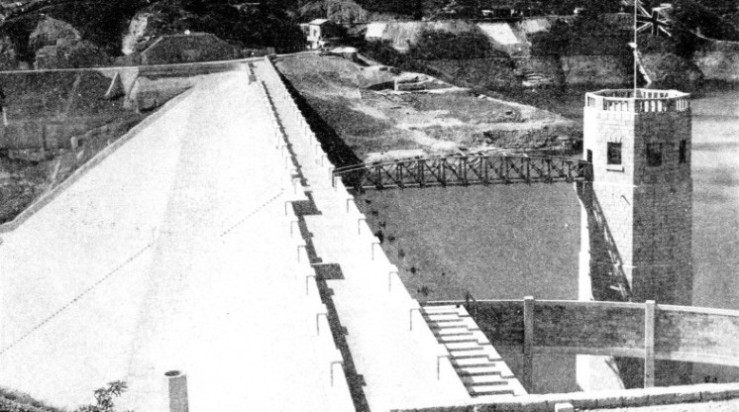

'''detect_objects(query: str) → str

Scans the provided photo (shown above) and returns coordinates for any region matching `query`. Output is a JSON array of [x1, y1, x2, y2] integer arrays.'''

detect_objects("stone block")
[[553, 403, 574, 412], [673, 390, 701, 404], [518, 395, 548, 412], [645, 387, 676, 405], [476, 401, 523, 412], [722, 386, 739, 400], [593, 391, 623, 409], [562, 392, 598, 410], [620, 389, 649, 407]]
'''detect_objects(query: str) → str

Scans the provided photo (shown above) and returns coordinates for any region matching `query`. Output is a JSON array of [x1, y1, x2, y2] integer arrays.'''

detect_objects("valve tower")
[[577, 88, 693, 387]]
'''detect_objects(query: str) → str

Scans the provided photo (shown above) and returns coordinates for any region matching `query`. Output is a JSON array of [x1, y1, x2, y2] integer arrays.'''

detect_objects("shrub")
[[74, 381, 130, 412], [409, 30, 496, 60]]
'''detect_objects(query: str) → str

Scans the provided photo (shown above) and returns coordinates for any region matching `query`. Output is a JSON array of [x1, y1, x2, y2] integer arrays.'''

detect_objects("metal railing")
[[334, 153, 591, 191]]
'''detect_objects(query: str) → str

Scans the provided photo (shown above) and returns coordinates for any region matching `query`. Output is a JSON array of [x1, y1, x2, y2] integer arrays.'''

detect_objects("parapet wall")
[[437, 299, 739, 366], [584, 89, 690, 113], [392, 382, 739, 412]]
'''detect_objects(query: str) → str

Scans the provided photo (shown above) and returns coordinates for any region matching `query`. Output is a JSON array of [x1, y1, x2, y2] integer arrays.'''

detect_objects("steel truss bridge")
[[333, 152, 592, 191]]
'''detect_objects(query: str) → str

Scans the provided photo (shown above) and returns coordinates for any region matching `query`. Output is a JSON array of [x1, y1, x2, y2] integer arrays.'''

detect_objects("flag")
[[630, 1, 673, 37]]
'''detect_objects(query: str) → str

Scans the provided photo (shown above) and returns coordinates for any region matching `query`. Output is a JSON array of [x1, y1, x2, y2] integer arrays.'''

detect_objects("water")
[[356, 84, 739, 391], [690, 86, 739, 310]]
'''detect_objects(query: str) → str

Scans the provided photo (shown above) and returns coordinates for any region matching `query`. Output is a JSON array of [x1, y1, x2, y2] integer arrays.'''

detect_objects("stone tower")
[[578, 88, 693, 304], [577, 88, 693, 388]]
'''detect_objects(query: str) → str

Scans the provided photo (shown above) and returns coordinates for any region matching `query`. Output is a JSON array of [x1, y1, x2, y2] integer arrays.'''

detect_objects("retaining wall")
[[438, 299, 739, 365], [392, 382, 739, 411]]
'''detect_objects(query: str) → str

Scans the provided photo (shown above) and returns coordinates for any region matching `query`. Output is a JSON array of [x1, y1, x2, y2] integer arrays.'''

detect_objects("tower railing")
[[584, 89, 690, 113]]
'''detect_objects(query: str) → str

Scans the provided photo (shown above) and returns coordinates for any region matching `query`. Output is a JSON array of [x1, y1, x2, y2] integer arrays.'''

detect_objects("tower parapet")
[[585, 89, 690, 114]]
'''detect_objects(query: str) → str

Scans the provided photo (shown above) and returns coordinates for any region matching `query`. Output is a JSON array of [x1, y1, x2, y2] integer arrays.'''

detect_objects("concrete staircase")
[[422, 305, 527, 397]]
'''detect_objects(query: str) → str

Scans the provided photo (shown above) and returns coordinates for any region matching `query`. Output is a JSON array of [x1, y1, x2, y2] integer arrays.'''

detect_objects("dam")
[[0, 58, 737, 412]]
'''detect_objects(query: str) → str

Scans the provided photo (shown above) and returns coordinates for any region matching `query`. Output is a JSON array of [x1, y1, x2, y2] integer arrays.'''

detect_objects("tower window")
[[607, 143, 621, 165], [647, 143, 663, 167], [679, 140, 687, 164]]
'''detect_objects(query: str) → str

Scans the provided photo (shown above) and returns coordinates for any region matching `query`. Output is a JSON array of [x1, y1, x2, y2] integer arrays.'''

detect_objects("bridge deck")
[[335, 155, 590, 191]]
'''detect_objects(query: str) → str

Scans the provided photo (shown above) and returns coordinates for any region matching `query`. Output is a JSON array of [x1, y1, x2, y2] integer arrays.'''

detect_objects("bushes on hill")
[[410, 30, 502, 60]]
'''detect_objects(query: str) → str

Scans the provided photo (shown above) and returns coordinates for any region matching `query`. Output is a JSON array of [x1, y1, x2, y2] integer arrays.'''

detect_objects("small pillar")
[[165, 370, 188, 412], [644, 300, 656, 388], [523, 296, 535, 392]]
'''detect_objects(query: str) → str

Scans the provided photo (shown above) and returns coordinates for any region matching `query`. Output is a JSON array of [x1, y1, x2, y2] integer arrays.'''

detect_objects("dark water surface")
[[356, 85, 739, 391]]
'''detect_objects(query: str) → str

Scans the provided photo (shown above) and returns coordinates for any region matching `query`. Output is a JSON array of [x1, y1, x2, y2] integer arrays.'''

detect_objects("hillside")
[[276, 52, 577, 163]]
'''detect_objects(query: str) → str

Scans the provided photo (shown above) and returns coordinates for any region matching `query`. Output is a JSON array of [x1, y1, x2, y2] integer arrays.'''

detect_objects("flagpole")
[[633, 0, 638, 95]]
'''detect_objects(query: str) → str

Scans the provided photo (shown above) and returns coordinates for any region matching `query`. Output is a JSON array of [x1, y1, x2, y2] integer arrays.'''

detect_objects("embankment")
[[693, 39, 739, 82], [365, 16, 739, 89]]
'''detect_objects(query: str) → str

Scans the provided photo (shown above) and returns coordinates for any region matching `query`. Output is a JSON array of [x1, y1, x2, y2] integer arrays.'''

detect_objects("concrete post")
[[437, 354, 450, 380], [409, 307, 421, 331], [523, 296, 535, 393], [284, 200, 293, 216], [371, 241, 380, 260], [357, 217, 366, 235], [330, 360, 344, 387], [316, 312, 328, 335], [164, 370, 188, 412], [297, 244, 308, 263], [305, 274, 316, 296], [644, 300, 656, 388], [289, 219, 299, 237]]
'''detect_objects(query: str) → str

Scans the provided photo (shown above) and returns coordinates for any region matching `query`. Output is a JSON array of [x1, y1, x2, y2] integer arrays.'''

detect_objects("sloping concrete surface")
[[0, 69, 350, 411], [256, 60, 473, 412]]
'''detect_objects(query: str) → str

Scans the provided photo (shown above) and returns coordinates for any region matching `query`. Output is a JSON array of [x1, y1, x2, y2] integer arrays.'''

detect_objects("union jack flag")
[[622, 0, 673, 37]]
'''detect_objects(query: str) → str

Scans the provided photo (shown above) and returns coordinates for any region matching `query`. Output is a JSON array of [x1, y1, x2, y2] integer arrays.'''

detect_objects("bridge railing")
[[334, 153, 591, 190]]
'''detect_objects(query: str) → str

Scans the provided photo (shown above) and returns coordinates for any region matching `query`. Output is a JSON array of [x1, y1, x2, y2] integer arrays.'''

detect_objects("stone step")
[[470, 384, 515, 397], [425, 313, 464, 322], [438, 334, 476, 343], [428, 320, 467, 330], [435, 327, 473, 336], [457, 365, 504, 376], [451, 356, 494, 367], [422, 305, 462, 314], [449, 348, 491, 359], [445, 341, 483, 351], [463, 374, 507, 385]]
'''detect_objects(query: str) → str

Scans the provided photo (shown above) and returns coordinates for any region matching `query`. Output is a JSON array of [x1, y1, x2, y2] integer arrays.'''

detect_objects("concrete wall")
[[437, 299, 739, 367], [656, 306, 739, 365], [391, 382, 739, 412]]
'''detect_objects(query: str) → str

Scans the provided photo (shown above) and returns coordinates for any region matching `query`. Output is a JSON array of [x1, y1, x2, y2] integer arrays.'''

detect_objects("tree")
[[75, 381, 131, 412]]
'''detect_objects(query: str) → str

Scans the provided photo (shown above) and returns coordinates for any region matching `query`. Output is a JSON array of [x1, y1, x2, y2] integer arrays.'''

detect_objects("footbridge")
[[333, 154, 591, 191]]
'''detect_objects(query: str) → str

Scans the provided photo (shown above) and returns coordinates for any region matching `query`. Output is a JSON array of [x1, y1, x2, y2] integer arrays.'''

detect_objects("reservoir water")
[[356, 85, 739, 391]]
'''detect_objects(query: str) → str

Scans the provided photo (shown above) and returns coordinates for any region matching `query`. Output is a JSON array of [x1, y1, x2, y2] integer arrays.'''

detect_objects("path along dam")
[[0, 58, 739, 412]]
